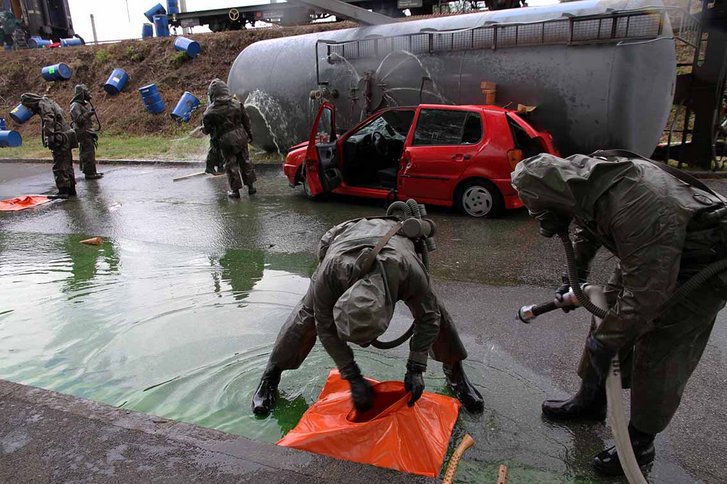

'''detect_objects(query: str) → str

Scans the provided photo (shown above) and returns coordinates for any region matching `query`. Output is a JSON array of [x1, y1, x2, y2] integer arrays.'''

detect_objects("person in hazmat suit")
[[511, 151, 727, 476], [70, 84, 103, 180], [201, 79, 255, 198], [251, 209, 485, 417], [21, 93, 77, 198]]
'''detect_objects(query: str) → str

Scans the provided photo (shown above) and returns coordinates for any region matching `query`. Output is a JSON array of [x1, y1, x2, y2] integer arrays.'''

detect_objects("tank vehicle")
[[227, 0, 676, 157]]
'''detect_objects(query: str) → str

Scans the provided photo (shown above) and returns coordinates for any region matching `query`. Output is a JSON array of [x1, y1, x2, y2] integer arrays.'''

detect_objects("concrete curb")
[[0, 379, 432, 483]]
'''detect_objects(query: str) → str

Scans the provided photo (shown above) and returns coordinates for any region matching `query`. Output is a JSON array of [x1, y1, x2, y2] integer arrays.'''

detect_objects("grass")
[[0, 134, 284, 164]]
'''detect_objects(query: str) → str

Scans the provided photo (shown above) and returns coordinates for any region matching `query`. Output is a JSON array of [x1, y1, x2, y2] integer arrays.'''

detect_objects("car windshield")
[[349, 110, 415, 141]]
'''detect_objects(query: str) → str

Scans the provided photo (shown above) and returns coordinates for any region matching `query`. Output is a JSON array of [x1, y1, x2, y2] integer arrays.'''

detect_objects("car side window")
[[412, 109, 482, 146]]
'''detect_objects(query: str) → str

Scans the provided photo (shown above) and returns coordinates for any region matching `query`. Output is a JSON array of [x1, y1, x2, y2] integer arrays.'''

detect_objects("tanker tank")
[[228, 0, 676, 156]]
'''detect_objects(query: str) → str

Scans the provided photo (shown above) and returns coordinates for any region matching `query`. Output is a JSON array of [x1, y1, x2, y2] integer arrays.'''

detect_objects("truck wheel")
[[454, 179, 504, 218]]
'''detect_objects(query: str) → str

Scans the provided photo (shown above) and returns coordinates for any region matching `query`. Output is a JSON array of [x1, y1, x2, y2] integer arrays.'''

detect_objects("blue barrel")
[[60, 37, 83, 47], [167, 0, 179, 15], [139, 84, 166, 114], [141, 23, 154, 39], [0, 117, 5, 130], [144, 3, 166, 22], [0, 130, 23, 148], [104, 68, 129, 95], [153, 14, 170, 37], [174, 36, 200, 58], [29, 36, 52, 48], [41, 63, 72, 81], [9, 104, 34, 124], [171, 92, 200, 122]]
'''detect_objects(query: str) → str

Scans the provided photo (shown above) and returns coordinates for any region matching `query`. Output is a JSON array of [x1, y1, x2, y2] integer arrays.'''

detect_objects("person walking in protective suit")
[[251, 211, 485, 416], [511, 151, 727, 476], [70, 84, 102, 180], [21, 93, 77, 198], [202, 79, 255, 198]]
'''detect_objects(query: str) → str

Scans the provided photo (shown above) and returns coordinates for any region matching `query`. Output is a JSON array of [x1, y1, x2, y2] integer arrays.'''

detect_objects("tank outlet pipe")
[[517, 287, 579, 323]]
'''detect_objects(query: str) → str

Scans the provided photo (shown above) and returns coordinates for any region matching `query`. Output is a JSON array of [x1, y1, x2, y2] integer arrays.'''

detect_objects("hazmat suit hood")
[[207, 78, 231, 103], [511, 153, 636, 223], [71, 84, 90, 104], [20, 92, 44, 113], [333, 264, 395, 346]]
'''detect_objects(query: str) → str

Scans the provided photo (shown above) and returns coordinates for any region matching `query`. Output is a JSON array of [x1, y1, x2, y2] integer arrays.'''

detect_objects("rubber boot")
[[248, 184, 256, 195], [227, 189, 241, 199], [251, 366, 282, 416], [592, 423, 656, 476], [541, 375, 606, 422], [68, 185, 77, 197], [85, 173, 103, 180], [443, 362, 484, 413], [50, 187, 69, 200]]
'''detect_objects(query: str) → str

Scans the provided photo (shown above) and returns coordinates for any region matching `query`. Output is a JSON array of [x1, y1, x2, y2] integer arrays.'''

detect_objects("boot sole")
[[592, 460, 653, 477]]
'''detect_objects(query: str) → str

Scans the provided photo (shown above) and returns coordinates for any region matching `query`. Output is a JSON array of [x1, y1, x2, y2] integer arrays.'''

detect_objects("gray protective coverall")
[[201, 79, 255, 192], [268, 217, 467, 376], [21, 93, 76, 192], [70, 85, 99, 177], [512, 152, 727, 434]]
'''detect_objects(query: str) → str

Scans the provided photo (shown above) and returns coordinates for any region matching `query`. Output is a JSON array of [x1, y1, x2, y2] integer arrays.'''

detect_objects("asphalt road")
[[0, 162, 725, 483]]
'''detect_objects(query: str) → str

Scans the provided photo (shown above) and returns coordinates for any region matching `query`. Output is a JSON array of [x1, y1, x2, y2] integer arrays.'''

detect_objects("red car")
[[283, 103, 558, 217]]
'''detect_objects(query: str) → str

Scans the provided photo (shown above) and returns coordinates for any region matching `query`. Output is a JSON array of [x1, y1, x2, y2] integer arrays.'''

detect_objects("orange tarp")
[[0, 195, 51, 211], [278, 370, 460, 477]]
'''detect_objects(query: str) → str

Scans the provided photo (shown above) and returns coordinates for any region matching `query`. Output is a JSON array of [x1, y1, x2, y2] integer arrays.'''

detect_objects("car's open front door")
[[304, 102, 342, 197]]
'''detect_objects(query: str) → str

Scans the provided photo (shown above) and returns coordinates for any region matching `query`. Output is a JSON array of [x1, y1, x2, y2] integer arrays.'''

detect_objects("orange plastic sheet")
[[0, 195, 51, 211], [277, 370, 461, 477]]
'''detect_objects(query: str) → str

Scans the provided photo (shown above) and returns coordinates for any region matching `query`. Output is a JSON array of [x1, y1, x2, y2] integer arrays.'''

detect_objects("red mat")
[[0, 195, 52, 211]]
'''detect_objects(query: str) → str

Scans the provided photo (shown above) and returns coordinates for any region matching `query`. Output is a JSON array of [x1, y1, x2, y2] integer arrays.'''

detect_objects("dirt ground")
[[0, 23, 354, 139]]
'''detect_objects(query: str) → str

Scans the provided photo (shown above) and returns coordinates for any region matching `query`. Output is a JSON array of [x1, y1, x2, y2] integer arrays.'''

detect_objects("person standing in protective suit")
[[202, 79, 256, 198], [21, 93, 77, 198], [251, 211, 485, 416], [511, 151, 727, 476], [70, 84, 103, 180]]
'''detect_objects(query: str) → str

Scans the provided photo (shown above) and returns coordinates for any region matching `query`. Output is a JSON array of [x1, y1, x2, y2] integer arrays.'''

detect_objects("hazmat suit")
[[21, 93, 77, 198], [70, 84, 102, 180], [511, 151, 727, 476], [201, 79, 255, 197], [252, 216, 484, 416]]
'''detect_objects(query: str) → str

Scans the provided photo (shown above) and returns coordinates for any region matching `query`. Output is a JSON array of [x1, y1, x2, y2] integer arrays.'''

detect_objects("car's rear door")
[[304, 102, 341, 197], [398, 107, 482, 201]]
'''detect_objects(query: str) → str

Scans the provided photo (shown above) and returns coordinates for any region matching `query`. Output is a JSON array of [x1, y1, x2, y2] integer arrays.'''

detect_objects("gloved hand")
[[340, 362, 373, 412], [348, 375, 374, 412], [586, 334, 617, 384], [404, 360, 426, 407], [533, 210, 572, 238]]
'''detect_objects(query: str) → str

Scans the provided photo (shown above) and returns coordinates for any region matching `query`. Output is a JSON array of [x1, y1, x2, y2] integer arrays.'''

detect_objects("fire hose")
[[518, 231, 727, 483]]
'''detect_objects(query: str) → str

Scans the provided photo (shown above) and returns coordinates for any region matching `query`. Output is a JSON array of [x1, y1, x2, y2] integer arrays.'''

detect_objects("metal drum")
[[0, 130, 23, 148], [167, 0, 180, 15], [171, 91, 200, 122], [174, 36, 200, 58], [104, 68, 129, 95], [60, 37, 83, 47], [41, 63, 72, 81], [139, 84, 166, 114], [144, 3, 166, 22], [154, 14, 170, 37], [9, 104, 34, 124], [142, 23, 154, 39]]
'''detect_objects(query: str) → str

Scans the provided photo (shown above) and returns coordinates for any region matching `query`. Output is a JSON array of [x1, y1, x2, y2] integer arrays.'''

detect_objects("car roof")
[[381, 104, 510, 114]]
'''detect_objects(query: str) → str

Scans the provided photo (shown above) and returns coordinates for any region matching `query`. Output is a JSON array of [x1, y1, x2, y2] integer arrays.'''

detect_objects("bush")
[[95, 49, 110, 63], [169, 51, 188, 69]]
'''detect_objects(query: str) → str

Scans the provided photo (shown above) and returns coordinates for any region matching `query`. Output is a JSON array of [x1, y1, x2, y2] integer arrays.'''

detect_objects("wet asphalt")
[[0, 161, 725, 483]]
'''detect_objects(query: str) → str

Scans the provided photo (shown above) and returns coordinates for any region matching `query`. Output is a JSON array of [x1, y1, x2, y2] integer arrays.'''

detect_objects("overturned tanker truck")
[[228, 0, 676, 157]]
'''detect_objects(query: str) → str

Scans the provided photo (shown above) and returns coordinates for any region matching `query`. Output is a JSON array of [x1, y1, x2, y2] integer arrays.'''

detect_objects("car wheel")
[[455, 179, 504, 218]]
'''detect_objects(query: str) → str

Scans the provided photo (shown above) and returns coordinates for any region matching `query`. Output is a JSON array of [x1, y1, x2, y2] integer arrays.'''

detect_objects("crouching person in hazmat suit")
[[251, 207, 485, 416], [70, 84, 103, 180], [21, 93, 77, 198], [202, 79, 256, 198], [511, 151, 727, 476]]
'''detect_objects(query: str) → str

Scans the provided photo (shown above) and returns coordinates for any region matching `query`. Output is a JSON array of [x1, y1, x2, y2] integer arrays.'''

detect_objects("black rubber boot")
[[251, 366, 282, 416], [227, 189, 241, 199], [443, 362, 484, 413], [68, 185, 77, 197], [85, 173, 103, 180], [248, 184, 256, 195], [50, 188, 69, 200], [592, 423, 656, 476], [542, 376, 606, 422]]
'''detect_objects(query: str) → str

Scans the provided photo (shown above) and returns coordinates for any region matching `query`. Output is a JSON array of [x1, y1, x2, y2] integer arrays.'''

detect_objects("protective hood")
[[71, 84, 90, 104], [20, 92, 43, 112], [511, 153, 635, 222], [207, 78, 231, 103], [333, 267, 394, 345]]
